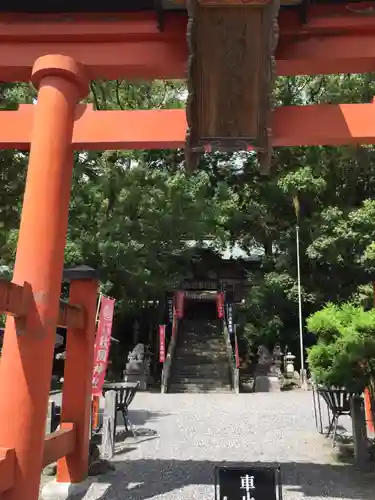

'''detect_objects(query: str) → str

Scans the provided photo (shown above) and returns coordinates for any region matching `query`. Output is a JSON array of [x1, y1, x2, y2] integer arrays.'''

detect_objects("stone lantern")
[[285, 352, 296, 379]]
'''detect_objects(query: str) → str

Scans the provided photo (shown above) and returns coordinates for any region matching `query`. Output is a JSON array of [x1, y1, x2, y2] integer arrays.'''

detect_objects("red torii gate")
[[0, 3, 374, 499]]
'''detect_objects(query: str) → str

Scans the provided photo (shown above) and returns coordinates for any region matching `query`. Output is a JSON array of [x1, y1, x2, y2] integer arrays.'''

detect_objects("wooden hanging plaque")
[[185, 0, 279, 172]]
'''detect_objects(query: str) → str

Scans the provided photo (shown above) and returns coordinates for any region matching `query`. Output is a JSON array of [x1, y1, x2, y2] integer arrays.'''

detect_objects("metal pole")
[[296, 225, 307, 389], [95, 293, 103, 326]]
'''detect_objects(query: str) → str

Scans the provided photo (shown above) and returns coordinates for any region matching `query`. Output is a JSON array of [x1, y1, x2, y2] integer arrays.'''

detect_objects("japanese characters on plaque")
[[216, 466, 279, 500], [92, 296, 116, 396], [182, 280, 218, 291]]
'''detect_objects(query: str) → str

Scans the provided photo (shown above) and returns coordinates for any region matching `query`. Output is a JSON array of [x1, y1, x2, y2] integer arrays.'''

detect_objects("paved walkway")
[[48, 391, 375, 499]]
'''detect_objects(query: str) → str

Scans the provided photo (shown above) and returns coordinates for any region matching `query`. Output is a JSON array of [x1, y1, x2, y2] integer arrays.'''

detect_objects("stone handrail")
[[161, 318, 180, 394], [222, 319, 239, 394]]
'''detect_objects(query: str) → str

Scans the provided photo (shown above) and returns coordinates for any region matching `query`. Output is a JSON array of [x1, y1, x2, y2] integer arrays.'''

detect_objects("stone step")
[[169, 377, 232, 384], [181, 326, 219, 331], [182, 337, 219, 340], [182, 332, 220, 336], [178, 339, 225, 344], [179, 337, 224, 342], [173, 354, 228, 366], [175, 352, 228, 358], [173, 367, 229, 373], [174, 359, 229, 366], [180, 338, 223, 344], [182, 321, 218, 325], [176, 346, 226, 350], [176, 347, 226, 352], [178, 348, 226, 354], [172, 361, 230, 369], [168, 384, 233, 393], [171, 377, 231, 386], [180, 327, 220, 332], [171, 374, 231, 382], [179, 336, 224, 342], [172, 372, 230, 380], [172, 365, 230, 374], [176, 348, 227, 353]]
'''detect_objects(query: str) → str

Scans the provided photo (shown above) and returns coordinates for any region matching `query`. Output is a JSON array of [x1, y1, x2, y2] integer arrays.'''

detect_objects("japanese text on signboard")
[[217, 466, 278, 500], [240, 474, 255, 500]]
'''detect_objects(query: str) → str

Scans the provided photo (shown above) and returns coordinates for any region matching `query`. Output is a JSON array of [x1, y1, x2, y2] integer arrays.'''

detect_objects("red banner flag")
[[92, 296, 115, 396], [159, 325, 166, 363], [172, 308, 177, 338], [216, 292, 224, 319], [234, 331, 240, 369], [175, 290, 185, 319]]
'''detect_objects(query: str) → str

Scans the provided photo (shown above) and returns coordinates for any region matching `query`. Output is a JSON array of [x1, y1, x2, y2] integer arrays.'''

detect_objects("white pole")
[[95, 293, 103, 326], [296, 225, 307, 389]]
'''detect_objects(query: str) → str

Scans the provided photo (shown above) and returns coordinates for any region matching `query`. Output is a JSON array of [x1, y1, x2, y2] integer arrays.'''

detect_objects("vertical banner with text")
[[92, 296, 116, 396], [175, 290, 185, 319], [166, 293, 174, 324], [171, 304, 178, 338], [159, 325, 166, 363], [216, 292, 224, 319], [227, 303, 234, 335], [234, 329, 240, 369]]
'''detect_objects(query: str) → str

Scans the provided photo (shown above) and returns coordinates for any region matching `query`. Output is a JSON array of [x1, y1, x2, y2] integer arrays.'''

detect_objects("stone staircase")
[[169, 318, 233, 393]]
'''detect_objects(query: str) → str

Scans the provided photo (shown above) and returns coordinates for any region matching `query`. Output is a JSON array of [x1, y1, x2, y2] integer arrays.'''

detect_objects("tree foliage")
[[1, 74, 375, 351], [307, 303, 375, 392]]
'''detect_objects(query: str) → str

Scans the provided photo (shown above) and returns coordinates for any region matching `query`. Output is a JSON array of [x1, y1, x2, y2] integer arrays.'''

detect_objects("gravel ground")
[[42, 390, 375, 500]]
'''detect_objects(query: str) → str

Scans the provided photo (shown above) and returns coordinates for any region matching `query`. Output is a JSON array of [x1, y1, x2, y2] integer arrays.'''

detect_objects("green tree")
[[307, 303, 375, 392]]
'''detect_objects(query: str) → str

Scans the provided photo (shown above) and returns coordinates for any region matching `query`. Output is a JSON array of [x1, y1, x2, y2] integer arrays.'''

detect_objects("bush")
[[307, 303, 375, 393]]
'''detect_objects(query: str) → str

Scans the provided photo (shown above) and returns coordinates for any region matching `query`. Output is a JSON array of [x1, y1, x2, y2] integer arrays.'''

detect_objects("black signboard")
[[182, 280, 218, 291], [215, 465, 281, 500]]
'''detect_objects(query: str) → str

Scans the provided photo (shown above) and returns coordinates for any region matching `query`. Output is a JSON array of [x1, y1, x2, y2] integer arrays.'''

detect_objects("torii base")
[[41, 479, 93, 500]]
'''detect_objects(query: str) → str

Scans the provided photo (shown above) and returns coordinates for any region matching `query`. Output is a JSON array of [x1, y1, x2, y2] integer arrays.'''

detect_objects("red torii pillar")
[[0, 55, 87, 500]]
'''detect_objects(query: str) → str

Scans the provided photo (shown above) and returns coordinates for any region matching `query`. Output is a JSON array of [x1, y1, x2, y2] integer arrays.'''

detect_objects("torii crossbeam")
[[0, 103, 374, 149]]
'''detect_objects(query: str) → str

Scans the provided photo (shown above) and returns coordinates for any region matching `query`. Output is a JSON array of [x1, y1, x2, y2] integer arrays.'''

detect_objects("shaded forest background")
[[2, 75, 375, 364]]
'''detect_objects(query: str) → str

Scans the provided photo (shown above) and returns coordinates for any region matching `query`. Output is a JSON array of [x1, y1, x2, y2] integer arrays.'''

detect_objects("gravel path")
[[45, 391, 375, 500]]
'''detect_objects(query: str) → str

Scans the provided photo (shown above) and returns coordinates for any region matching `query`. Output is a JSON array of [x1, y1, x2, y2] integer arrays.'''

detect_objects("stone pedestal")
[[41, 479, 92, 500], [254, 375, 270, 392], [124, 343, 150, 391], [254, 375, 281, 392], [253, 345, 281, 392], [268, 376, 281, 392]]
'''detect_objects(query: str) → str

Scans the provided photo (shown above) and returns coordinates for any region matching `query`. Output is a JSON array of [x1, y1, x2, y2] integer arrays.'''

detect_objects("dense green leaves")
[[1, 74, 375, 353], [307, 303, 375, 391], [0, 83, 34, 272]]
